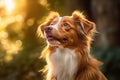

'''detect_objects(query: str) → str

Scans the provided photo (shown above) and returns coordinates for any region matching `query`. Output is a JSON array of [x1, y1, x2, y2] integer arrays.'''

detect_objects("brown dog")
[[38, 11, 107, 80]]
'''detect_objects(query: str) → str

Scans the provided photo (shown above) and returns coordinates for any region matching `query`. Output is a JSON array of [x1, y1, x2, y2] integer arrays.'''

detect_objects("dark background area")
[[0, 0, 120, 80]]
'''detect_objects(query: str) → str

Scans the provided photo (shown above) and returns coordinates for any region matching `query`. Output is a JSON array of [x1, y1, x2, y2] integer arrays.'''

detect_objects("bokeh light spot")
[[16, 40, 22, 47], [4, 0, 15, 14], [15, 15, 24, 22], [27, 18, 35, 26], [39, 0, 48, 7]]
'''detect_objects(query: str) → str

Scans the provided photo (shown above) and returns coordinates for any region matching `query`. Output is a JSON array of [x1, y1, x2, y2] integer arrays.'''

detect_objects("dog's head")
[[38, 11, 95, 47]]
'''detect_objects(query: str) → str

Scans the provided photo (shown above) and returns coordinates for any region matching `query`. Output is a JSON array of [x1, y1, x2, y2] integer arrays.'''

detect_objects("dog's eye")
[[63, 23, 71, 31], [63, 23, 69, 27]]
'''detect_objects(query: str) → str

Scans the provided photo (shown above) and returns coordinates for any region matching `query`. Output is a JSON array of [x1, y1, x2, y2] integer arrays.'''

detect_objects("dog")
[[38, 11, 107, 80]]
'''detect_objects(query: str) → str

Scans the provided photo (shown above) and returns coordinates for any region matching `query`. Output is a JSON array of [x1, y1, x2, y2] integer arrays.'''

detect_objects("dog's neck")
[[47, 47, 78, 80]]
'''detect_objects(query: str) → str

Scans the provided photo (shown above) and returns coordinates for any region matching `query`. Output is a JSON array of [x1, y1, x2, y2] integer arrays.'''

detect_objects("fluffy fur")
[[38, 11, 107, 80]]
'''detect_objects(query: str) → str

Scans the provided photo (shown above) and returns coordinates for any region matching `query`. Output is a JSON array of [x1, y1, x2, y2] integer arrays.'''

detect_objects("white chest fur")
[[47, 48, 78, 80]]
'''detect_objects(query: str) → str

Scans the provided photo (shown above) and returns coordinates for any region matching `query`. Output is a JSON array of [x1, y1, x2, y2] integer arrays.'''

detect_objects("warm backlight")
[[4, 0, 15, 13]]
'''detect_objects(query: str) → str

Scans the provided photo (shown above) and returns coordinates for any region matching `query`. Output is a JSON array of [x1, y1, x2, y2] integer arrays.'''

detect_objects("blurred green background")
[[0, 0, 120, 80]]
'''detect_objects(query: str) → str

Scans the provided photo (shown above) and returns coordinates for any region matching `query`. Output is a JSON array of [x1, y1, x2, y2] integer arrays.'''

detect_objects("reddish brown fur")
[[38, 11, 107, 80]]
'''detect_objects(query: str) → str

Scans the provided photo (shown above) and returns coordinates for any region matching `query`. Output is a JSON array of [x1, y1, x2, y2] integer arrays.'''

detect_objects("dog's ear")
[[37, 11, 59, 38], [72, 11, 95, 35], [37, 22, 46, 38]]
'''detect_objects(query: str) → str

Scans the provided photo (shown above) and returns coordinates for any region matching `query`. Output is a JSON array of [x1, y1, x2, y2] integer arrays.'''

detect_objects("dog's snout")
[[45, 26, 53, 33]]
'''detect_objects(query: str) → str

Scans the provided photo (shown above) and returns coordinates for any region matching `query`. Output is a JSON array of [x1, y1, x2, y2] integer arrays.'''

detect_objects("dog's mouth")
[[46, 34, 68, 44], [46, 35, 55, 41]]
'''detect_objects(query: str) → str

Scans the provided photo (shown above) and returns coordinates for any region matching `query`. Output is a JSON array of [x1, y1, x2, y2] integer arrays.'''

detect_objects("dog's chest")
[[50, 48, 78, 80]]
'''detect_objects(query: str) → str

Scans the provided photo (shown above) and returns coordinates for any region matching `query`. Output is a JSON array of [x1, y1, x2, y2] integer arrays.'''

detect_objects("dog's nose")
[[45, 26, 53, 33]]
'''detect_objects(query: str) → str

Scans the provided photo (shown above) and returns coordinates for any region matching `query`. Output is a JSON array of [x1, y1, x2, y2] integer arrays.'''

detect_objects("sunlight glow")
[[4, 0, 15, 13]]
